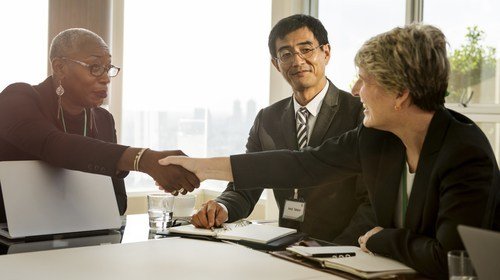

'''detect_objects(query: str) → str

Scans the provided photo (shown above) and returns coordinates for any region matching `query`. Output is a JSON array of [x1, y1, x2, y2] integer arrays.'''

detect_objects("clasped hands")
[[358, 226, 383, 253]]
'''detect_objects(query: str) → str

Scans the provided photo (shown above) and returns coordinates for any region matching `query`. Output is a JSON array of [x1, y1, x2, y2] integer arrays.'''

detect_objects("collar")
[[293, 81, 329, 117]]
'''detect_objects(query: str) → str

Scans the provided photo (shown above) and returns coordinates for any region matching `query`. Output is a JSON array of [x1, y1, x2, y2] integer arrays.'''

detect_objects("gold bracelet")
[[133, 148, 148, 171]]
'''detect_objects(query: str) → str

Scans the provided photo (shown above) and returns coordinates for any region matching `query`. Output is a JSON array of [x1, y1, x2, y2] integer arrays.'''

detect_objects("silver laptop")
[[0, 160, 121, 239], [458, 225, 500, 280], [3, 231, 122, 254]]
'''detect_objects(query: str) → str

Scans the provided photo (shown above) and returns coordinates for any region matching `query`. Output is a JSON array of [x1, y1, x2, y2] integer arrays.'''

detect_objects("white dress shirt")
[[292, 82, 329, 144]]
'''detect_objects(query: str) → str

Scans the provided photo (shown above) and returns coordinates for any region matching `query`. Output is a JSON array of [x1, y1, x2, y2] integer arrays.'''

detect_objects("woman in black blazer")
[[160, 24, 500, 279]]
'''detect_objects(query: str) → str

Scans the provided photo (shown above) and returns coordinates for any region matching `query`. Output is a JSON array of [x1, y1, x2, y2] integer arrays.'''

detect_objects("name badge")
[[283, 199, 306, 222]]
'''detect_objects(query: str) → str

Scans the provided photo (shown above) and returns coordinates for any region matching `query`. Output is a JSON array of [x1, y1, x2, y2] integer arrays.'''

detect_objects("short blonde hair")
[[355, 24, 449, 111]]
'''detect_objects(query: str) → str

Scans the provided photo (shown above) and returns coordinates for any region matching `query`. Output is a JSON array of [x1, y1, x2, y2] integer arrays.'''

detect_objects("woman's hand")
[[141, 150, 200, 195], [358, 226, 383, 253], [117, 148, 200, 195], [158, 156, 233, 182]]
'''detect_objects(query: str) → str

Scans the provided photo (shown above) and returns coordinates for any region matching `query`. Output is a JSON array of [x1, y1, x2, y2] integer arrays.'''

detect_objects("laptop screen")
[[0, 161, 121, 239], [458, 225, 500, 280]]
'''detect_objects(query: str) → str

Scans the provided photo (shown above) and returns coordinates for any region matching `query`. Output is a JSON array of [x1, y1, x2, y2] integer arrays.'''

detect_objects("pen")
[[311, 252, 356, 258]]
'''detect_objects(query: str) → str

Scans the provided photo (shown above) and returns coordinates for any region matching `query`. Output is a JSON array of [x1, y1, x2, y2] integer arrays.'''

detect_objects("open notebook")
[[167, 223, 296, 244], [287, 246, 415, 279]]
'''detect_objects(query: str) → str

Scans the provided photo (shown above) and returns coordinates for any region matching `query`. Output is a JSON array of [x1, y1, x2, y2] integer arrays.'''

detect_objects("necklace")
[[59, 106, 88, 137]]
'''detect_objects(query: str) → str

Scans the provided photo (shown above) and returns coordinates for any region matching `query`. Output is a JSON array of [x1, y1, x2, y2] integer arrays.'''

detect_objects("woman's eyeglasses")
[[62, 58, 120, 77]]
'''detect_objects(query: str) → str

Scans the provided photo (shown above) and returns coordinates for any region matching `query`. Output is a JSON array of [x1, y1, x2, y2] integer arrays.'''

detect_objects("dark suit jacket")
[[230, 107, 500, 279], [216, 80, 376, 242], [0, 77, 129, 222]]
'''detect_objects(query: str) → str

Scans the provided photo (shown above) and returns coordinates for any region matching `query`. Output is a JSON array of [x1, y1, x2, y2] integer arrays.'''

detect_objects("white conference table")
[[0, 237, 343, 280], [0, 215, 343, 280]]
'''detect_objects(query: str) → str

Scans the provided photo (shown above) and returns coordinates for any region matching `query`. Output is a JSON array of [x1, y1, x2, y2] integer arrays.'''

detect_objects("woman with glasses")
[[160, 24, 500, 278], [0, 28, 199, 223]]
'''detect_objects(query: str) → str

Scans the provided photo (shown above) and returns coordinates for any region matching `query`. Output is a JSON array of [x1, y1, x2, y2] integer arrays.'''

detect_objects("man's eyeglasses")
[[62, 58, 120, 77], [275, 44, 324, 65]]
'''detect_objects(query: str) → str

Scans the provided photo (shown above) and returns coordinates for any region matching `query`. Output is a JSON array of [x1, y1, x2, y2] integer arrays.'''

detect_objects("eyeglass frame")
[[61, 57, 121, 77], [274, 44, 326, 65]]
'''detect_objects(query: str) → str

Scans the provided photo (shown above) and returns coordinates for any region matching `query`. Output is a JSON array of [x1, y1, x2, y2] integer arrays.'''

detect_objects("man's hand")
[[191, 200, 228, 229], [158, 156, 233, 182], [141, 150, 200, 195], [358, 226, 383, 253]]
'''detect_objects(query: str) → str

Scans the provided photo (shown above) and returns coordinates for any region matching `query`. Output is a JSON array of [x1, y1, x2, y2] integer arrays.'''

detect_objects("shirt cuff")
[[217, 202, 229, 223]]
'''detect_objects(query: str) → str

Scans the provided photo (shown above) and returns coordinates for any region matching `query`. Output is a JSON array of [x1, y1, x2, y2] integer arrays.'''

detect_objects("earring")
[[56, 81, 64, 119], [394, 105, 401, 111], [56, 82, 64, 96]]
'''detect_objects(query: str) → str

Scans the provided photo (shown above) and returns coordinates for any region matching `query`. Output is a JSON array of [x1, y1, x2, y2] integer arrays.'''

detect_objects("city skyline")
[[123, 98, 258, 189]]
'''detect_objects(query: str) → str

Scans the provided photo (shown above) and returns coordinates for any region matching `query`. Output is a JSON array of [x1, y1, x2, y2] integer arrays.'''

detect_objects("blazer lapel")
[[405, 108, 451, 229], [281, 98, 299, 150], [309, 81, 340, 147]]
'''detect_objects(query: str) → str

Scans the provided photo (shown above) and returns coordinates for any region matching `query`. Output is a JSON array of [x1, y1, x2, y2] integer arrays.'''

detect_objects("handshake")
[[120, 148, 202, 196], [122, 147, 231, 197]]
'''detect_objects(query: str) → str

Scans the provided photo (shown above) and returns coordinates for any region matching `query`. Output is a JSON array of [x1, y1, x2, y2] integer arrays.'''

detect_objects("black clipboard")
[[157, 230, 308, 251]]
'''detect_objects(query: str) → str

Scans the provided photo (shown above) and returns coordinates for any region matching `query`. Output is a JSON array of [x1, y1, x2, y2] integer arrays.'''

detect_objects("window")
[[121, 1, 271, 191], [424, 0, 500, 106], [318, 0, 405, 91], [0, 0, 48, 90], [424, 0, 500, 162]]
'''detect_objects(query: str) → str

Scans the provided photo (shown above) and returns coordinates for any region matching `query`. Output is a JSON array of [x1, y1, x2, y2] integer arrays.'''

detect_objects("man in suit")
[[190, 14, 375, 243]]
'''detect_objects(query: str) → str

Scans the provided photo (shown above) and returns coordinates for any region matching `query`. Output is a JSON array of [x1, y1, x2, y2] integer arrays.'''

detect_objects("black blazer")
[[230, 108, 500, 279], [0, 77, 129, 222], [216, 80, 375, 242]]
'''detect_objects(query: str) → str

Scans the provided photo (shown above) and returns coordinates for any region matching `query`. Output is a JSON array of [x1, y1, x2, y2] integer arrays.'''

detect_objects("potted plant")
[[447, 26, 497, 105]]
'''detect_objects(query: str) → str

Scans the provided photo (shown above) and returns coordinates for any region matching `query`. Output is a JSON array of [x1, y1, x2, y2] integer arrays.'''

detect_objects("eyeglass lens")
[[277, 45, 321, 64], [90, 65, 119, 77]]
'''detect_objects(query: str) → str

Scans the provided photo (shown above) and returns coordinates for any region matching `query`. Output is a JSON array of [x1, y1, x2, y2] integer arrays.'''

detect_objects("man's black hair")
[[268, 14, 329, 58]]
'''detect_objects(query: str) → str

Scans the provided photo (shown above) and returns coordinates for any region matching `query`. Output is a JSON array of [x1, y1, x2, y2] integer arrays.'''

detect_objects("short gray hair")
[[49, 28, 106, 60], [355, 24, 449, 111]]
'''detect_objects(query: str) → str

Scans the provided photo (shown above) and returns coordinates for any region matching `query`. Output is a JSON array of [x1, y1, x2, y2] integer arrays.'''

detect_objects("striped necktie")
[[296, 107, 310, 149], [292, 107, 310, 201]]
